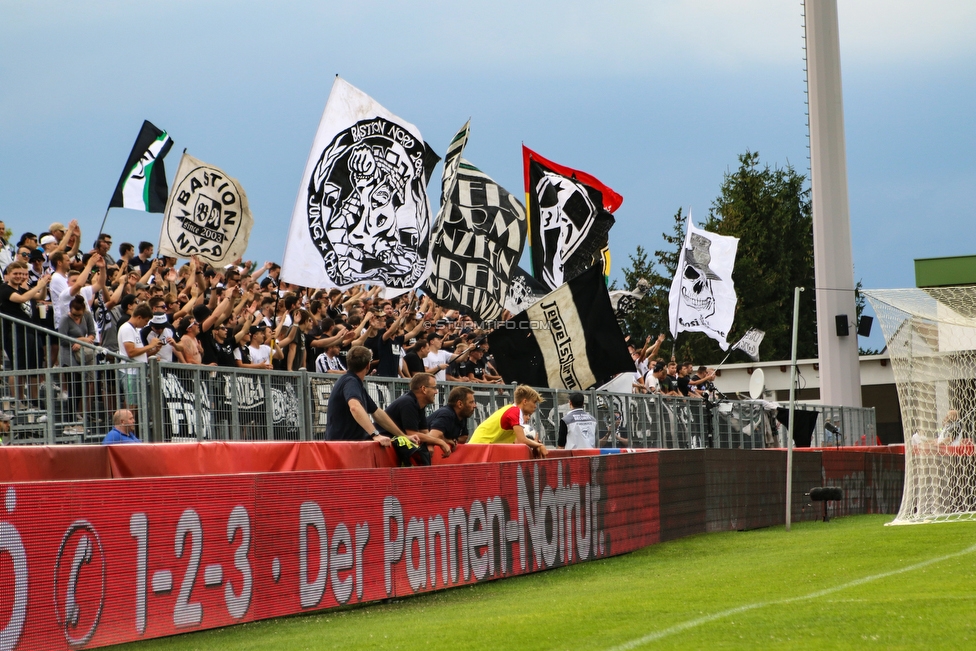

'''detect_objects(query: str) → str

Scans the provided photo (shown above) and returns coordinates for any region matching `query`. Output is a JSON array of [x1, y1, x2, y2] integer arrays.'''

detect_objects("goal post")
[[865, 287, 976, 524]]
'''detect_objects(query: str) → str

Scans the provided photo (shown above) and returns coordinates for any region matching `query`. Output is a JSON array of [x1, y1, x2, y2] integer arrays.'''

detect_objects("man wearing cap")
[[557, 393, 598, 450], [423, 333, 452, 381], [401, 337, 428, 377], [26, 249, 46, 287], [39, 234, 59, 262], [236, 325, 278, 369], [49, 222, 67, 243], [141, 313, 176, 362]]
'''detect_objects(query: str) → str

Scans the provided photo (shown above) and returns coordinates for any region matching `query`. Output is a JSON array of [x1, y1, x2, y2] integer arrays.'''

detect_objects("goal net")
[[866, 287, 976, 524]]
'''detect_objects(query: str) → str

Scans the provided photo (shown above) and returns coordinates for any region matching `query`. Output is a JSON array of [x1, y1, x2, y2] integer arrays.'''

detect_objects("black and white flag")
[[489, 265, 635, 390], [425, 122, 526, 321], [668, 215, 739, 350], [523, 146, 622, 290], [731, 328, 765, 362], [609, 278, 649, 320], [503, 265, 549, 315], [159, 153, 253, 266], [281, 77, 440, 292], [108, 120, 173, 213]]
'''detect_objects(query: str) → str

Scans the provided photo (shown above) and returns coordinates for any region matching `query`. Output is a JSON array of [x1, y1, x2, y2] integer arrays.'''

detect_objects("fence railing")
[[0, 304, 877, 447], [0, 358, 877, 448]]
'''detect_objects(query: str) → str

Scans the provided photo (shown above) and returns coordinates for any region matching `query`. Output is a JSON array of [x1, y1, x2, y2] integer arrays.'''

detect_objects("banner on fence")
[[0, 454, 658, 649]]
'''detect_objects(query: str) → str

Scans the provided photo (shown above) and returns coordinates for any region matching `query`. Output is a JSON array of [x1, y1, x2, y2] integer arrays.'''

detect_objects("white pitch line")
[[605, 542, 976, 650]]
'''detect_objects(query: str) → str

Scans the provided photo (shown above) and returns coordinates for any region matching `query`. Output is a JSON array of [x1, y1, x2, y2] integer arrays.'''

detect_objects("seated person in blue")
[[102, 409, 140, 444]]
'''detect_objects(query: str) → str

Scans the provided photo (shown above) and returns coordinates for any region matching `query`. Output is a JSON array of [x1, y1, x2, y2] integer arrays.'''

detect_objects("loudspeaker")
[[835, 314, 849, 337], [857, 315, 873, 337]]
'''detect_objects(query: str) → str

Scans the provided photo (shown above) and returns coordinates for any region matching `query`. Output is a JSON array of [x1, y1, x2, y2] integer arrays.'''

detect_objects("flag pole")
[[669, 209, 693, 361], [96, 207, 111, 239], [785, 286, 804, 532]]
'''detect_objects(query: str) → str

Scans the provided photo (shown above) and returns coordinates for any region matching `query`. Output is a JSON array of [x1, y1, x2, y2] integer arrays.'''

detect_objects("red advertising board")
[[0, 453, 660, 649]]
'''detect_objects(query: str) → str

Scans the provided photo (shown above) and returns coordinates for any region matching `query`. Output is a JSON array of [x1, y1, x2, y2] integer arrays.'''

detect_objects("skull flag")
[[523, 146, 622, 290], [489, 265, 635, 390], [503, 264, 549, 315], [668, 215, 739, 350], [425, 122, 527, 320], [158, 152, 254, 266], [281, 77, 441, 291]]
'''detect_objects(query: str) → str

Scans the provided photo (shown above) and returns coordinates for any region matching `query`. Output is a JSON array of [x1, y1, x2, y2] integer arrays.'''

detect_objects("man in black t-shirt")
[[402, 337, 428, 377], [655, 362, 679, 396], [325, 346, 405, 443], [676, 361, 697, 398], [457, 347, 487, 383], [381, 372, 450, 456], [428, 386, 476, 449]]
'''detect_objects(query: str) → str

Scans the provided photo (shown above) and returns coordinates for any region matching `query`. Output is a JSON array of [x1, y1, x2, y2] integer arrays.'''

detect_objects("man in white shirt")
[[142, 313, 176, 363], [48, 251, 70, 327], [236, 325, 278, 369], [117, 304, 163, 409], [424, 334, 453, 382]]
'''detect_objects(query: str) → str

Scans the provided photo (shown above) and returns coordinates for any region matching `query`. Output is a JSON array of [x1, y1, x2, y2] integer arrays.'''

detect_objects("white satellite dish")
[[749, 368, 765, 400]]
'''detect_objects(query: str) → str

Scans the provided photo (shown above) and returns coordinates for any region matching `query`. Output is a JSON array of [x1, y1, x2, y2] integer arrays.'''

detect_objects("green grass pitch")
[[111, 515, 976, 650]]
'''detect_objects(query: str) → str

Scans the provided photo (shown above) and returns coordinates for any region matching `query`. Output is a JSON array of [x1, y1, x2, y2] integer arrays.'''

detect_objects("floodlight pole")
[[786, 286, 804, 532]]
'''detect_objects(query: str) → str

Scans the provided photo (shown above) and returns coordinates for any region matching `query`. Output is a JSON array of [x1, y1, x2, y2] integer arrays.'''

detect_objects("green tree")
[[702, 150, 817, 362], [617, 208, 716, 360], [620, 152, 821, 365]]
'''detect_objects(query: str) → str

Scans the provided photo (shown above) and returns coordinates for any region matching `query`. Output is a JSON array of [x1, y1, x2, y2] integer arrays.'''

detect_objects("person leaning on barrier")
[[428, 386, 476, 451], [324, 345, 406, 446], [382, 372, 450, 457], [469, 384, 548, 457], [558, 392, 598, 450], [102, 409, 140, 444]]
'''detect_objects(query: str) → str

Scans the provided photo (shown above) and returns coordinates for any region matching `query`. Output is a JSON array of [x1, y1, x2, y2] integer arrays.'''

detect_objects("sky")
[[2, 0, 974, 353]]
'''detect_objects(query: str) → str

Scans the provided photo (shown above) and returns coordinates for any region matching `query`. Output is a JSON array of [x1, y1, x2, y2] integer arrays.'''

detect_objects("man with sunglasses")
[[381, 372, 452, 458]]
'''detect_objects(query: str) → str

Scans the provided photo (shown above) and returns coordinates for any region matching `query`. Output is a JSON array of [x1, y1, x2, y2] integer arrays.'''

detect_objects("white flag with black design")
[[425, 121, 527, 321], [609, 278, 649, 320], [489, 265, 635, 390], [732, 328, 765, 362], [280, 76, 440, 292], [668, 215, 739, 350], [158, 153, 254, 266]]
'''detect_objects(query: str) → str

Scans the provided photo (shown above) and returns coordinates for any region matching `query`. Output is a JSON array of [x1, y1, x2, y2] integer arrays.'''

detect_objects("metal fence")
[[0, 309, 877, 447], [0, 362, 876, 449]]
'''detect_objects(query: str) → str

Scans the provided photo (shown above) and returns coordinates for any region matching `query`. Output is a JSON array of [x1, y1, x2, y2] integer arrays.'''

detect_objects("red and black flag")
[[488, 265, 635, 390], [523, 146, 622, 290]]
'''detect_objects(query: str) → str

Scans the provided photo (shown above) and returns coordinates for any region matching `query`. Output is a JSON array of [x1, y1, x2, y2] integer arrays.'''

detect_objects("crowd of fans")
[[625, 334, 718, 399], [1, 220, 717, 455], [0, 219, 507, 383]]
